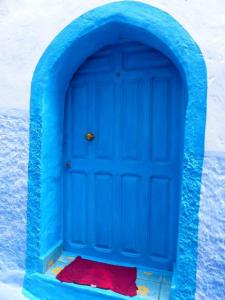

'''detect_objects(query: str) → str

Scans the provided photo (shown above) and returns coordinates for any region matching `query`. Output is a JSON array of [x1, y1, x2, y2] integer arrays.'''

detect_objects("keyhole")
[[64, 162, 71, 169]]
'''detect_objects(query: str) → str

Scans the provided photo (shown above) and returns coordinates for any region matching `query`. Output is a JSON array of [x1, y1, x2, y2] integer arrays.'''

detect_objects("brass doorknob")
[[85, 132, 95, 141]]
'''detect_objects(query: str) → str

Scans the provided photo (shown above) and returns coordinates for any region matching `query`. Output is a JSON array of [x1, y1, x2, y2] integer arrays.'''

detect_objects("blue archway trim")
[[24, 2, 207, 299]]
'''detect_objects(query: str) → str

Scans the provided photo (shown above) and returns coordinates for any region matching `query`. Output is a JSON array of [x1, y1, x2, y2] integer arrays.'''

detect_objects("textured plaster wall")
[[0, 109, 28, 286], [0, 0, 224, 299], [197, 153, 225, 300]]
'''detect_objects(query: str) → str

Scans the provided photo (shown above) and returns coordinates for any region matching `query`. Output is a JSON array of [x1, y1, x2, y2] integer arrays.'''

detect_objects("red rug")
[[56, 256, 137, 297]]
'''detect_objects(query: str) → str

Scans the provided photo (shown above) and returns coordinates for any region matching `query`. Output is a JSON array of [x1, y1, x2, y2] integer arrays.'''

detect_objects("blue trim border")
[[24, 2, 207, 299]]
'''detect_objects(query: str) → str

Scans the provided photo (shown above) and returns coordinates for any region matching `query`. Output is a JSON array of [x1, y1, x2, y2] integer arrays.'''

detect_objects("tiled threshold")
[[40, 251, 172, 300]]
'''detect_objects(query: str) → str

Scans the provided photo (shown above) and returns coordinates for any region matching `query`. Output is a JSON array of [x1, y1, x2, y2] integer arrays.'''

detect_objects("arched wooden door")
[[63, 41, 184, 270]]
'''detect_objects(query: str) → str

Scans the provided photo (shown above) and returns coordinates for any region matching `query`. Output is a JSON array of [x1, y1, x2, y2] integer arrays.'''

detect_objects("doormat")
[[56, 256, 137, 297]]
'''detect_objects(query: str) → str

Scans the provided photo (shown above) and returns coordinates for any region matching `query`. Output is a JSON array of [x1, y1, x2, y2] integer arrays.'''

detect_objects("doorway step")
[[25, 251, 172, 300]]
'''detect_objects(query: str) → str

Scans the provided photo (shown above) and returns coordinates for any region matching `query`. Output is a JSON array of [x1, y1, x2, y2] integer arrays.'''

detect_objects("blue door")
[[64, 42, 184, 270]]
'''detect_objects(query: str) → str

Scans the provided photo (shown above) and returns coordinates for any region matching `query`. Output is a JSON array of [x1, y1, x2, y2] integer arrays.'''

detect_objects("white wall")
[[0, 1, 225, 299], [1, 0, 225, 151]]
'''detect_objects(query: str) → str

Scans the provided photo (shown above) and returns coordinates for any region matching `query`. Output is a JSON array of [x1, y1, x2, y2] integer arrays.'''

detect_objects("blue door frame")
[[24, 2, 207, 300]]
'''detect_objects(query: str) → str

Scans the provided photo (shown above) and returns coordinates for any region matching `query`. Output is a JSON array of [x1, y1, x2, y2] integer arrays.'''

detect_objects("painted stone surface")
[[24, 1, 207, 299], [0, 1, 224, 300], [196, 152, 225, 300], [0, 109, 28, 287]]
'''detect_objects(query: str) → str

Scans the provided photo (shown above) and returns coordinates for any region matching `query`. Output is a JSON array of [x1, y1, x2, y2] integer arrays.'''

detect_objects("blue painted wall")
[[0, 109, 28, 286], [1, 111, 224, 299], [196, 152, 225, 300], [1, 116, 225, 299]]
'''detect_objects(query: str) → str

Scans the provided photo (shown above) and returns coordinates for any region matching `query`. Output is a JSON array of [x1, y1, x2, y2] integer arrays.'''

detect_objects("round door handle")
[[85, 132, 95, 141]]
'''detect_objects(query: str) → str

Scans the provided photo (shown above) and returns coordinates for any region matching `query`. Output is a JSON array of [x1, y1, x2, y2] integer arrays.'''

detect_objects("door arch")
[[25, 2, 207, 299]]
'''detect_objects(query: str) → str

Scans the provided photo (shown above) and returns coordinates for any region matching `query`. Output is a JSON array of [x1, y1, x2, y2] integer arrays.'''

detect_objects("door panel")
[[71, 83, 89, 158], [121, 174, 142, 255], [121, 78, 143, 160], [94, 80, 115, 160], [149, 177, 170, 258], [94, 173, 113, 251], [151, 78, 170, 161], [64, 42, 184, 270], [70, 172, 87, 246]]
